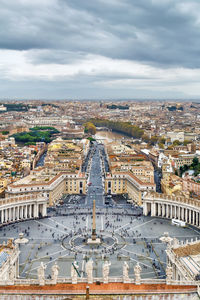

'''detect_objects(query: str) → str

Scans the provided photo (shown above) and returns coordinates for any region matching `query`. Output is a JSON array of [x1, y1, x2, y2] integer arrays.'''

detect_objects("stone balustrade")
[[0, 277, 196, 287]]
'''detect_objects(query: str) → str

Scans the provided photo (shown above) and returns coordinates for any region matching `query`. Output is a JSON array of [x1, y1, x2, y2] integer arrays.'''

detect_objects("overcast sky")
[[0, 0, 200, 100]]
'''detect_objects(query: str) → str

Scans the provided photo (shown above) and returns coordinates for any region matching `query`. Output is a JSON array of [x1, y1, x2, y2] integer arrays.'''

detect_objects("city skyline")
[[0, 0, 200, 99]]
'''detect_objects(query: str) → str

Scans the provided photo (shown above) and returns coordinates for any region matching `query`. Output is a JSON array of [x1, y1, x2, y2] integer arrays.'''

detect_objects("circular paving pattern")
[[62, 230, 126, 254]]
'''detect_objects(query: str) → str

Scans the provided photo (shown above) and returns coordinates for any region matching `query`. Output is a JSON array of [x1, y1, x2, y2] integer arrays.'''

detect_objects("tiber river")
[[95, 130, 126, 142]]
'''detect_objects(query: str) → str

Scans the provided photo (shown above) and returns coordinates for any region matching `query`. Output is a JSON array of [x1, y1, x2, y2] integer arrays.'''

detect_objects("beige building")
[[182, 177, 200, 197], [161, 174, 182, 196], [0, 177, 7, 194], [45, 138, 85, 172], [6, 168, 87, 206], [171, 154, 197, 169], [166, 131, 197, 143], [105, 171, 156, 206]]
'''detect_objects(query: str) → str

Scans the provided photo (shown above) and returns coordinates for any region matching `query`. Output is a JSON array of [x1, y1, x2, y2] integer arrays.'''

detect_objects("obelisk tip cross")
[[91, 199, 97, 240]]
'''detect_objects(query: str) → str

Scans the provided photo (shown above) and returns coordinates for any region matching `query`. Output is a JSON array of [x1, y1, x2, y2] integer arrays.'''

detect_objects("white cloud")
[[0, 49, 200, 97]]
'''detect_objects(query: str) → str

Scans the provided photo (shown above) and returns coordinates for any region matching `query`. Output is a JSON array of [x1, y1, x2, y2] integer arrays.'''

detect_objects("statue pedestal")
[[87, 238, 101, 245]]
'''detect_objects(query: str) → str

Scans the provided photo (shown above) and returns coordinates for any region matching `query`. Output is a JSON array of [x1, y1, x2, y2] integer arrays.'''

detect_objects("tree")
[[158, 143, 164, 149], [1, 131, 9, 135], [149, 136, 158, 145], [179, 166, 184, 177], [192, 157, 199, 167], [142, 135, 150, 143], [160, 137, 166, 144], [85, 119, 144, 139], [173, 140, 181, 146], [183, 140, 190, 146], [84, 122, 96, 135]]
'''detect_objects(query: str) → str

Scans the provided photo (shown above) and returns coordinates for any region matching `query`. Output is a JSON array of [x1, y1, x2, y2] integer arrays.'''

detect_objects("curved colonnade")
[[0, 193, 47, 225], [143, 192, 200, 228]]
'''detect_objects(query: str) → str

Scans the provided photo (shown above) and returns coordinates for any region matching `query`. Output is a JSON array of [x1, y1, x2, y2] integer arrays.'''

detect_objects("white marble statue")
[[37, 262, 46, 286], [102, 261, 111, 284], [71, 261, 79, 284], [51, 262, 59, 284], [166, 264, 173, 284], [85, 259, 93, 284], [123, 262, 130, 283], [9, 265, 15, 283], [134, 263, 142, 285], [172, 238, 179, 247]]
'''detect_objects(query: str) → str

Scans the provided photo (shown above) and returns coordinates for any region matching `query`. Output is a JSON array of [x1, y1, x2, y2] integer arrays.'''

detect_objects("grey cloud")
[[0, 77, 188, 100], [26, 50, 88, 65], [0, 0, 200, 68], [0, 0, 200, 99]]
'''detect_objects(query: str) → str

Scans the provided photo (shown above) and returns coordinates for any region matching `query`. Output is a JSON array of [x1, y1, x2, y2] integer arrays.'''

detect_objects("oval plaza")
[[0, 140, 200, 298]]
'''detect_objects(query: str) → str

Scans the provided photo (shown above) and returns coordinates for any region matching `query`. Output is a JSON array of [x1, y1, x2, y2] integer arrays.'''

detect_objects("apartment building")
[[171, 154, 197, 169], [182, 176, 200, 197], [161, 174, 182, 196]]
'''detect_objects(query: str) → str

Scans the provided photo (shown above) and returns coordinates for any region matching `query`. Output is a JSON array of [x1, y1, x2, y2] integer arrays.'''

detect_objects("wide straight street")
[[86, 142, 104, 207]]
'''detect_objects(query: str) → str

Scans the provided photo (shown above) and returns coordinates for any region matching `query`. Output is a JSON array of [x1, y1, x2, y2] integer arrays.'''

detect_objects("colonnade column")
[[4, 209, 6, 222], [158, 203, 161, 216], [177, 206, 180, 220], [185, 209, 188, 223], [25, 205, 27, 219], [8, 208, 11, 221], [166, 205, 169, 218], [29, 205, 32, 218], [1, 210, 4, 223], [189, 210, 192, 224], [181, 207, 184, 221], [192, 211, 195, 225], [162, 205, 165, 217], [195, 211, 199, 227], [42, 203, 47, 217], [151, 203, 156, 216], [34, 204, 38, 218], [170, 206, 173, 219], [174, 206, 177, 219], [143, 202, 148, 216]]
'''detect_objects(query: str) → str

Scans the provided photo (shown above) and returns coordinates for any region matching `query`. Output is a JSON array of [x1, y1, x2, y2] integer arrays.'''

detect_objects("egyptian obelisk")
[[91, 199, 97, 240], [87, 199, 101, 245]]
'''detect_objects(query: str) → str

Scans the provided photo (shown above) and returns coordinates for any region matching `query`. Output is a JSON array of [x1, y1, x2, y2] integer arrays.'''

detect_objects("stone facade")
[[0, 193, 47, 225], [143, 192, 200, 228]]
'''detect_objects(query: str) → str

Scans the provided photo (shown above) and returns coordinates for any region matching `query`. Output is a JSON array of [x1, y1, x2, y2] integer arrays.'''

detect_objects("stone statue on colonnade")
[[37, 262, 46, 286], [166, 264, 173, 284], [123, 261, 130, 283], [102, 260, 111, 284], [134, 263, 142, 285], [85, 259, 93, 284], [51, 262, 60, 284], [71, 261, 79, 284]]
